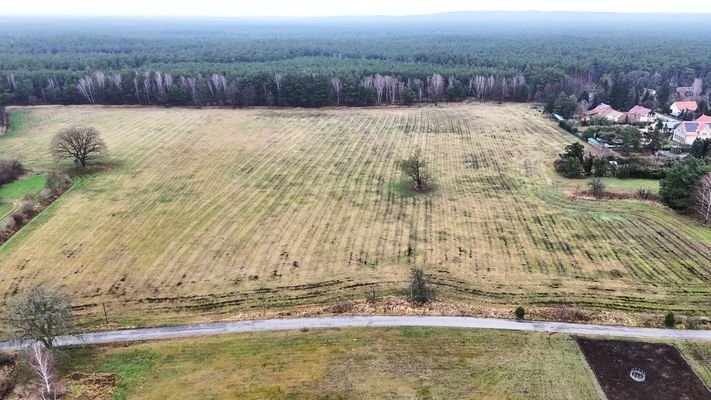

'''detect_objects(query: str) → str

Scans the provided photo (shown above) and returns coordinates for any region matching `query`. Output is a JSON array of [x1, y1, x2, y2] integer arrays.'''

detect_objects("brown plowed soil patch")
[[576, 338, 710, 400]]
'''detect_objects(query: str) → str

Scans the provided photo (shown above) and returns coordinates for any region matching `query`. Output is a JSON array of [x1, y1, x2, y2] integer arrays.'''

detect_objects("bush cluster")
[[0, 159, 24, 185]]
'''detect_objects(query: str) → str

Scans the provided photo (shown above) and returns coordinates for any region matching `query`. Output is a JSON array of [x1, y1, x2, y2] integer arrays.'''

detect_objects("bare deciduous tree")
[[93, 71, 106, 91], [273, 73, 283, 103], [46, 78, 57, 93], [400, 148, 430, 191], [154, 71, 166, 99], [330, 77, 343, 106], [142, 73, 152, 104], [384, 75, 398, 104], [411, 79, 424, 103], [29, 343, 57, 400], [427, 74, 445, 104], [695, 173, 711, 224], [76, 76, 95, 104], [6, 73, 17, 92], [5, 285, 74, 349], [133, 76, 142, 104], [473, 75, 486, 100], [184, 77, 200, 107], [487, 75, 496, 99], [51, 126, 107, 168], [692, 77, 703, 99], [109, 73, 122, 89], [373, 74, 386, 105], [207, 73, 227, 105]]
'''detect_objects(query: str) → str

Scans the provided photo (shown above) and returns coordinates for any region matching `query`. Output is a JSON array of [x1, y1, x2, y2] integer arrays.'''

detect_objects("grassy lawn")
[[0, 174, 47, 200], [551, 174, 659, 195], [0, 201, 12, 219], [63, 328, 604, 400], [0, 104, 708, 326], [598, 177, 659, 194]]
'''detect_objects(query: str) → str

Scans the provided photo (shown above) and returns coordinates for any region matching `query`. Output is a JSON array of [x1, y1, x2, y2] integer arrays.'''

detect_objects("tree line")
[[1, 20, 711, 109]]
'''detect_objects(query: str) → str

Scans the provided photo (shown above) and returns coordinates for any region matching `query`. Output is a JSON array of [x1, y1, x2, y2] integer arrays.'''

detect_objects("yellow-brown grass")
[[0, 104, 709, 326], [63, 328, 605, 400]]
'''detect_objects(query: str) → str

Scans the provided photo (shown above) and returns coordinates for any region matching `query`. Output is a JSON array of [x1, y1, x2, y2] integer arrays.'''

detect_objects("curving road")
[[2, 316, 710, 351]]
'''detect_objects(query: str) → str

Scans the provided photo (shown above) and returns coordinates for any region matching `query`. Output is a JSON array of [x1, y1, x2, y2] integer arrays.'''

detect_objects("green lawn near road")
[[64, 328, 604, 400]]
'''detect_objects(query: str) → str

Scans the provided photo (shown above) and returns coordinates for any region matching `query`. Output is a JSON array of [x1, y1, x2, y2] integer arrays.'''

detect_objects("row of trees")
[[2, 70, 533, 108], [3, 66, 709, 113]]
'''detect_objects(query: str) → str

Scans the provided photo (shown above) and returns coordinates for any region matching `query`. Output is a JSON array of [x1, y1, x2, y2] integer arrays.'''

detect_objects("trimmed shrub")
[[515, 306, 525, 319]]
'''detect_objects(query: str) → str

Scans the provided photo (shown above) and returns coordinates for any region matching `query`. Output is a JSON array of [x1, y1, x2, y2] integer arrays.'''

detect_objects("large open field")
[[0, 103, 709, 326]]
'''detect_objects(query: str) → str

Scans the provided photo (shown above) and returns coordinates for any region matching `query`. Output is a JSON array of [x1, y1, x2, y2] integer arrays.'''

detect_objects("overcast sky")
[[3, 0, 710, 17]]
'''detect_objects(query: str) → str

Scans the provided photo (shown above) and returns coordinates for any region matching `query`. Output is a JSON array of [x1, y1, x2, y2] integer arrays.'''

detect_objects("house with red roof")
[[672, 115, 711, 146], [670, 101, 698, 117], [584, 103, 611, 116], [626, 105, 655, 123], [582, 103, 626, 123]]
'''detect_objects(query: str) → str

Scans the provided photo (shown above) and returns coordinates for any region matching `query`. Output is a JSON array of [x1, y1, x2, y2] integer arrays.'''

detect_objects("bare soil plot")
[[576, 338, 711, 400]]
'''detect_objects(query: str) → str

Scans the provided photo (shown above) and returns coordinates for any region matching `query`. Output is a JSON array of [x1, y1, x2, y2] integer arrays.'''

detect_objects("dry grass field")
[[0, 103, 709, 326], [61, 328, 606, 400]]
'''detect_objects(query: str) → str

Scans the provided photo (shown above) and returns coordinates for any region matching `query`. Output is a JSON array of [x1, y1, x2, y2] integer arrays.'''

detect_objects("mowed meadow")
[[0, 104, 709, 325]]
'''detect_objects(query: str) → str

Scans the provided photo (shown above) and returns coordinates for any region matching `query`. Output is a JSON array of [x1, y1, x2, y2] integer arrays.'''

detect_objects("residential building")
[[626, 105, 655, 123], [672, 115, 711, 146], [583, 103, 626, 123], [670, 101, 698, 117]]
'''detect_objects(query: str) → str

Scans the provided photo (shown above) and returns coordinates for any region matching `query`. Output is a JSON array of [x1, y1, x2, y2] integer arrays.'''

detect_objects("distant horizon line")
[[2, 10, 711, 19]]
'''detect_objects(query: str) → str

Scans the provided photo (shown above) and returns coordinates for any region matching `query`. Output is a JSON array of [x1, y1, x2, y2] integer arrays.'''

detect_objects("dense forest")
[[1, 12, 711, 110]]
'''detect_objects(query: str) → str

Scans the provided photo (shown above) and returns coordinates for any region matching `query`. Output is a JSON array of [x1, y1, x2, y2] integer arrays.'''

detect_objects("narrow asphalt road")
[[2, 316, 710, 351]]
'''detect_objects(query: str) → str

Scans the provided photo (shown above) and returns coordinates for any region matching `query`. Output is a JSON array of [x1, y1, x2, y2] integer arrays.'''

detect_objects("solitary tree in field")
[[5, 285, 74, 349], [51, 126, 106, 167], [408, 267, 433, 305], [400, 148, 430, 191]]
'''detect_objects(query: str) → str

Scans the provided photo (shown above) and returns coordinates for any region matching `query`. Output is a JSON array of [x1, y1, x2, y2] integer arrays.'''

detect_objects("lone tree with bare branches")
[[51, 126, 106, 167], [5, 285, 74, 349], [400, 148, 430, 191]]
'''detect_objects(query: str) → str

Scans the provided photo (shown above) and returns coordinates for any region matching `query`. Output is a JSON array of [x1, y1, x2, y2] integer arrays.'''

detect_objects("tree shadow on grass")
[[388, 179, 437, 197]]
